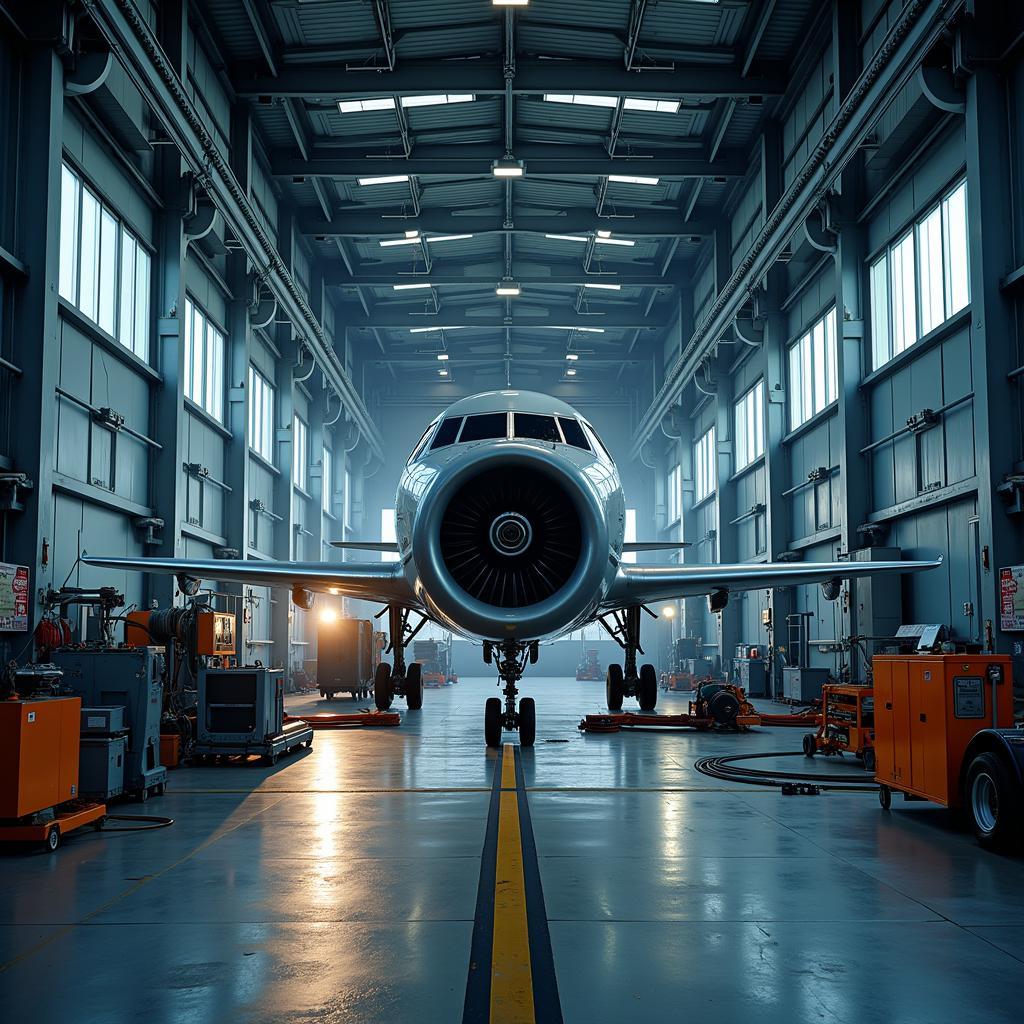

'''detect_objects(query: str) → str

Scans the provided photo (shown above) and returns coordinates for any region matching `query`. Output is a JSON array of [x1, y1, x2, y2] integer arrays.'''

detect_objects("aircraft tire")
[[405, 663, 423, 710], [374, 662, 394, 711], [606, 664, 624, 710], [485, 697, 503, 747], [637, 664, 658, 711], [519, 697, 536, 747]]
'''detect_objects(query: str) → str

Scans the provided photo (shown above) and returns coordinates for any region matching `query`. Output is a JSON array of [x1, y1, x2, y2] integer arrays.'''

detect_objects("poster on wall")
[[0, 563, 29, 632], [999, 565, 1024, 631]]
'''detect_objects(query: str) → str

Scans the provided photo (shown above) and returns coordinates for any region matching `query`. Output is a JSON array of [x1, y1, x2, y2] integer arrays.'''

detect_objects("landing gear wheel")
[[374, 662, 394, 711], [637, 664, 658, 711], [965, 751, 1021, 849], [803, 733, 818, 758], [878, 785, 892, 810], [483, 641, 493, 665], [44, 825, 60, 852], [264, 752, 279, 766], [529, 641, 539, 665], [485, 697, 503, 748], [519, 697, 536, 747], [606, 663, 624, 711], [405, 663, 423, 710], [862, 747, 876, 773]]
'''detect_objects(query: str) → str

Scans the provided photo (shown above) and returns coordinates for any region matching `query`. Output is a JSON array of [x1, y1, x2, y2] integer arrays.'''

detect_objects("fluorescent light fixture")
[[493, 0, 529, 6], [545, 234, 588, 243], [404, 230, 419, 238], [410, 326, 468, 334], [566, 353, 579, 360], [608, 174, 660, 186], [597, 230, 611, 238], [584, 282, 621, 290], [339, 98, 396, 114], [437, 353, 449, 361], [624, 97, 681, 114], [566, 368, 577, 376], [575, 327, 605, 333], [358, 174, 410, 186], [429, 234, 474, 242], [544, 93, 618, 108], [393, 282, 432, 291], [496, 277, 521, 297], [595, 235, 636, 247], [438, 368, 449, 376], [379, 236, 422, 247], [401, 94, 475, 108], [493, 156, 525, 178]]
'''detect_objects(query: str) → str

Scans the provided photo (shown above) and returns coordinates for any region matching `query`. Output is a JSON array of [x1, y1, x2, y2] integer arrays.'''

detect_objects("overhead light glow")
[[439, 369, 449, 376], [496, 277, 521, 297], [624, 97, 681, 114], [608, 174, 660, 186], [595, 235, 636, 247], [379, 236, 423, 247], [575, 327, 605, 333], [393, 282, 432, 291], [358, 174, 410, 186], [410, 326, 468, 333], [584, 282, 621, 290], [493, 0, 529, 6], [492, 156, 525, 178], [429, 234, 474, 242], [566, 368, 577, 376], [401, 94, 475, 108], [404, 230, 419, 238], [597, 230, 611, 238], [339, 98, 396, 114], [319, 607, 338, 624], [437, 353, 449, 361], [661, 605, 676, 619], [544, 93, 618, 109], [566, 353, 579, 360], [545, 234, 588, 243]]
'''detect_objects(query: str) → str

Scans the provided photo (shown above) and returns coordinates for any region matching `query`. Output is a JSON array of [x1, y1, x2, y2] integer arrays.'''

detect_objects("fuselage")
[[394, 391, 626, 642]]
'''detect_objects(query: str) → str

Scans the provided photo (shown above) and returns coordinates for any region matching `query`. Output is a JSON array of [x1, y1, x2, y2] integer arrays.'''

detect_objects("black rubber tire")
[[606, 663, 624, 710], [45, 825, 61, 852], [264, 752, 279, 766], [519, 697, 536, 747], [485, 697, 503, 748], [405, 663, 423, 710], [374, 662, 394, 710], [964, 751, 1021, 850], [529, 642, 539, 665], [138, 787, 149, 803], [637, 664, 658, 711], [862, 747, 876, 773], [483, 642, 492, 665], [803, 733, 818, 758], [879, 785, 892, 810]]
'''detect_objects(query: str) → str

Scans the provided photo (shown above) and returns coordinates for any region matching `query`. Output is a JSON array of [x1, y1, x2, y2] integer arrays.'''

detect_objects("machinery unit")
[[576, 648, 602, 681], [126, 608, 237, 657], [317, 617, 374, 699], [79, 734, 126, 801], [661, 636, 715, 690], [734, 644, 768, 697], [803, 684, 876, 770], [413, 636, 457, 687], [873, 654, 1023, 846], [195, 664, 313, 764], [782, 666, 830, 703], [51, 647, 167, 801]]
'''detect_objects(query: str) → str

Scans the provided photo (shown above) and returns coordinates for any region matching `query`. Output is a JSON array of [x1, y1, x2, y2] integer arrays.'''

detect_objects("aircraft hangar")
[[1, 1, 1023, 1021]]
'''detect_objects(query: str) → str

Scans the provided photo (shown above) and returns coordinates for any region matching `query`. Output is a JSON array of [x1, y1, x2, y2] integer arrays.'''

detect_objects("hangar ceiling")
[[192, 0, 820, 399]]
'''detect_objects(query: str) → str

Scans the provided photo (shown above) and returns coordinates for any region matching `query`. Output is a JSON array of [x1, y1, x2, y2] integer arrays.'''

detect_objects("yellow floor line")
[[491, 744, 534, 1024]]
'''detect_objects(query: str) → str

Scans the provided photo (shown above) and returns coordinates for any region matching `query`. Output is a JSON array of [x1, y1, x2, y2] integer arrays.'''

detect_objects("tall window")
[[292, 416, 308, 490], [623, 508, 637, 564], [694, 426, 716, 502], [184, 299, 225, 422], [344, 467, 352, 529], [380, 508, 398, 562], [247, 366, 275, 461], [734, 382, 765, 470], [788, 307, 838, 430], [667, 463, 682, 523], [60, 162, 151, 360], [870, 179, 969, 370], [322, 446, 333, 514]]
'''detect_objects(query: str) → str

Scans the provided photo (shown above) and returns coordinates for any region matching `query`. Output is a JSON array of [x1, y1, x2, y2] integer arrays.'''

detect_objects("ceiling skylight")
[[429, 234, 474, 242], [545, 234, 588, 243], [544, 93, 618, 108], [624, 98, 681, 114], [608, 174, 660, 186], [358, 174, 410, 186], [401, 94, 475, 108], [339, 98, 396, 114]]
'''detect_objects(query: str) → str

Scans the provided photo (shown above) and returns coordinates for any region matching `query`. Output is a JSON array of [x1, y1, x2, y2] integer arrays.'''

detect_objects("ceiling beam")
[[275, 144, 749, 180], [240, 0, 279, 77], [742, 0, 779, 77], [341, 307, 669, 331], [299, 209, 714, 238], [234, 59, 788, 99], [325, 268, 679, 288]]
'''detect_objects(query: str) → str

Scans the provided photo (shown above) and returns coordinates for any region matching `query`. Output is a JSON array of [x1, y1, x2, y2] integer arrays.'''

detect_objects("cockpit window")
[[410, 421, 437, 461], [582, 421, 612, 462], [557, 417, 591, 451], [430, 417, 462, 450], [459, 412, 508, 442], [514, 413, 561, 443]]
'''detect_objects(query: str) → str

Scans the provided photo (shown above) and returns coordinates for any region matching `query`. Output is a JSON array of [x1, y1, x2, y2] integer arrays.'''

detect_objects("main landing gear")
[[599, 606, 658, 712], [482, 639, 539, 748], [373, 605, 427, 711]]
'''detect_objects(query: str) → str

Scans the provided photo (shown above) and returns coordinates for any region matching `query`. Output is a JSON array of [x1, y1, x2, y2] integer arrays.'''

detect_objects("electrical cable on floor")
[[98, 814, 175, 832], [694, 751, 877, 792]]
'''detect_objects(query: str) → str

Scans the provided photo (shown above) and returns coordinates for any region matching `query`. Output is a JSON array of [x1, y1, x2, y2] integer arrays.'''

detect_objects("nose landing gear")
[[373, 605, 427, 710], [482, 640, 537, 747], [600, 605, 658, 711]]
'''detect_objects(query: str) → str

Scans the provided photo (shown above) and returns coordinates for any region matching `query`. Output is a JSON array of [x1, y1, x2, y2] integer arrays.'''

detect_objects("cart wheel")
[[802, 733, 817, 758], [93, 816, 107, 831], [519, 697, 536, 747], [264, 752, 279, 766], [965, 751, 1021, 850], [484, 697, 502, 748], [862, 748, 876, 773], [45, 825, 61, 852], [606, 664, 624, 711], [374, 662, 394, 711], [637, 664, 658, 711], [304, 737, 313, 748], [878, 785, 891, 810], [138, 787, 149, 803]]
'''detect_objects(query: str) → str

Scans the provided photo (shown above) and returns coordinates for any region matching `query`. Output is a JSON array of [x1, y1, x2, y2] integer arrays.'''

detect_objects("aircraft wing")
[[80, 555, 419, 607], [601, 555, 942, 609]]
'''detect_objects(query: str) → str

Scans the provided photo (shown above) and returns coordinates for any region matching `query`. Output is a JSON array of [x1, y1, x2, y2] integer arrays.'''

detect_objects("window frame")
[[322, 445, 333, 514], [292, 415, 309, 491], [787, 307, 838, 431], [247, 365, 275, 463], [734, 381, 765, 471], [183, 297, 227, 423], [694, 426, 717, 504]]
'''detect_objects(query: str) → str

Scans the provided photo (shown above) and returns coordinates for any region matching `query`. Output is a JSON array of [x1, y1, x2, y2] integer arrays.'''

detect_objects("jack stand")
[[372, 605, 429, 711], [482, 640, 536, 748], [598, 605, 659, 712]]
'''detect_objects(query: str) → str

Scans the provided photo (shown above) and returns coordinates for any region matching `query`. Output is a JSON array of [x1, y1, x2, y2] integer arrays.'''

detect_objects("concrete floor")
[[1, 676, 1022, 1023]]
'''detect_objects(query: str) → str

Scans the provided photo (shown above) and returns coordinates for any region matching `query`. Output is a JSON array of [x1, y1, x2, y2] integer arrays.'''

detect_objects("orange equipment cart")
[[873, 654, 1013, 809], [803, 684, 876, 771]]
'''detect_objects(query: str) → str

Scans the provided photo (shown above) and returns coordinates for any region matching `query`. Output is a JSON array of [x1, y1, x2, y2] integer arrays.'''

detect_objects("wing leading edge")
[[602, 555, 942, 609], [80, 555, 418, 608]]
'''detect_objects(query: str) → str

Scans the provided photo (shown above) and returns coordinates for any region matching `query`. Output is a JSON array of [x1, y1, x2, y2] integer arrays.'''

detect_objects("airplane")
[[84, 390, 941, 747]]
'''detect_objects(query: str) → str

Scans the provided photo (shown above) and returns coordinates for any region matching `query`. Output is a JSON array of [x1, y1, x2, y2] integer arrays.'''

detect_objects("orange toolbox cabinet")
[[873, 654, 1013, 807]]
